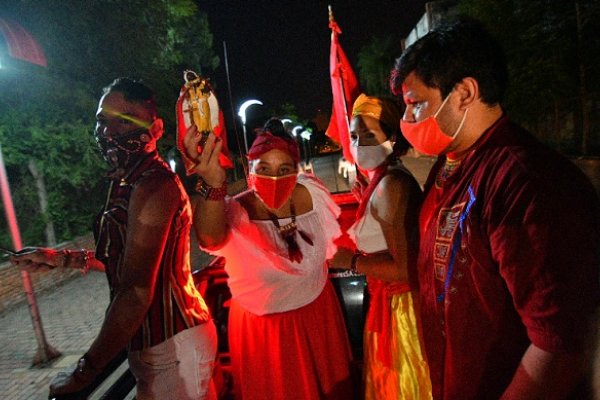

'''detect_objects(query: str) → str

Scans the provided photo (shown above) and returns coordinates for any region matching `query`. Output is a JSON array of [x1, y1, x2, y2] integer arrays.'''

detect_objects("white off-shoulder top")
[[202, 174, 342, 315]]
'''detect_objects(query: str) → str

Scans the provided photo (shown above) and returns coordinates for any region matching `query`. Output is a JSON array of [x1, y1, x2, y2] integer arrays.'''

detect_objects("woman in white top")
[[184, 118, 353, 400], [329, 94, 431, 399]]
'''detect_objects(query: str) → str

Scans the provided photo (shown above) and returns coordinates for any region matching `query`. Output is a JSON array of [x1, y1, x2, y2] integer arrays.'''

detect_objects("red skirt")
[[228, 281, 354, 400]]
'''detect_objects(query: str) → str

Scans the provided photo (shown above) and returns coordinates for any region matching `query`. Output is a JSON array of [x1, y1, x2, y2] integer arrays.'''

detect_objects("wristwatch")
[[195, 179, 228, 200]]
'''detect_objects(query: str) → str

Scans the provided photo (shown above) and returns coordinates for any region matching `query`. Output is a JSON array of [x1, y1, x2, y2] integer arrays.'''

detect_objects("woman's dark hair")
[[390, 17, 508, 105], [381, 121, 411, 157], [102, 77, 157, 118], [375, 97, 411, 156], [261, 117, 295, 141]]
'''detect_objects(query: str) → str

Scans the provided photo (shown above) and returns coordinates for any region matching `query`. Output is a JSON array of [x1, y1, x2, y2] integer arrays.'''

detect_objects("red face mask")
[[400, 91, 467, 156], [248, 173, 297, 210]]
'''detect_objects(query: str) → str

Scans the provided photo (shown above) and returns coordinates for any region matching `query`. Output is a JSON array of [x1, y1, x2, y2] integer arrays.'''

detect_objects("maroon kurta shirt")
[[416, 116, 599, 399]]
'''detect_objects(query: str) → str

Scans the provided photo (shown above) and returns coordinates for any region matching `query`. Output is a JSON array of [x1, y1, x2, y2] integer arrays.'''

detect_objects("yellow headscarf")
[[351, 93, 402, 133]]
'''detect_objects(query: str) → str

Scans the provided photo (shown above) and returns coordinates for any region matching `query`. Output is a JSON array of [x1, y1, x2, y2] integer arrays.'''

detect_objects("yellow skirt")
[[363, 291, 432, 400]]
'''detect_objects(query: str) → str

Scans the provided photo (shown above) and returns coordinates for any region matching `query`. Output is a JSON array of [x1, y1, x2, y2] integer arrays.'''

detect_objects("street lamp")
[[300, 129, 313, 158], [300, 129, 312, 162], [299, 129, 313, 172], [291, 125, 302, 137], [237, 99, 263, 154], [300, 129, 312, 142]]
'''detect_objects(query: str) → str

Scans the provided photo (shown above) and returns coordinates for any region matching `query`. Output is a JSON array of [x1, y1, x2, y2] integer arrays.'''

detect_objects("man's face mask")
[[247, 173, 297, 210], [95, 119, 162, 169], [400, 91, 468, 156]]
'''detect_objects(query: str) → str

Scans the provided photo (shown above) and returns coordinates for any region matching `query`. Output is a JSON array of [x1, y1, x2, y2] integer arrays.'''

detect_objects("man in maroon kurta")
[[391, 18, 599, 399]]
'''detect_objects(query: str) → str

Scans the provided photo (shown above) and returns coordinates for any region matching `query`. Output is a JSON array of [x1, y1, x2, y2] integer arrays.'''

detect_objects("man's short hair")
[[102, 77, 157, 119], [390, 17, 508, 105]]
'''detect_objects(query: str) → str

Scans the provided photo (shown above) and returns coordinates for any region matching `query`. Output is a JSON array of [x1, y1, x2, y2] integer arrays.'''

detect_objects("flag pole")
[[0, 145, 61, 366], [328, 6, 350, 130], [328, 6, 365, 183], [328, 5, 360, 161], [223, 40, 248, 179]]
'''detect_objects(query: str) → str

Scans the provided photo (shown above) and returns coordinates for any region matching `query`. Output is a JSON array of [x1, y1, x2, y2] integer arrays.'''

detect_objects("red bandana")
[[247, 132, 300, 165]]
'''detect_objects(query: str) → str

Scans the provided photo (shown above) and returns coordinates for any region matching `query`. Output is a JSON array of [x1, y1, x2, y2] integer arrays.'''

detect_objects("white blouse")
[[347, 163, 412, 254], [347, 193, 388, 254], [202, 174, 342, 315]]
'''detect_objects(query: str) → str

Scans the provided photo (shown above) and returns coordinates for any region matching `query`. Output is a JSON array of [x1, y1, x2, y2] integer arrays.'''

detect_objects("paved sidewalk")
[[0, 242, 215, 400], [0, 272, 109, 400]]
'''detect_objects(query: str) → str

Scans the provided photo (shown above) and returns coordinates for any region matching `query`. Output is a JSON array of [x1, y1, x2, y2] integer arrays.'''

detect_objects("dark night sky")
[[197, 1, 427, 122]]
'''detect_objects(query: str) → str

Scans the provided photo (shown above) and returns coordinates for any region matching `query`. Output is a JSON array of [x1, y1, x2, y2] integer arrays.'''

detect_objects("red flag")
[[0, 18, 47, 67], [326, 9, 360, 164]]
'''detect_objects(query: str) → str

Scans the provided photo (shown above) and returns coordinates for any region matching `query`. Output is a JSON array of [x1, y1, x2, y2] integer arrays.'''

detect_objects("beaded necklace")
[[435, 157, 462, 187], [265, 200, 313, 263]]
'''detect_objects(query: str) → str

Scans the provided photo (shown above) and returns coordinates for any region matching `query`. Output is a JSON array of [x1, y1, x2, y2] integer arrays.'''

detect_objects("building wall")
[[403, 0, 458, 49]]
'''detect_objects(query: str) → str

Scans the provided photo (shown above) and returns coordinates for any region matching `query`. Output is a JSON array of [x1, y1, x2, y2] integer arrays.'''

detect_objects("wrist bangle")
[[60, 249, 73, 268], [195, 179, 227, 200], [80, 250, 90, 274], [350, 252, 361, 274]]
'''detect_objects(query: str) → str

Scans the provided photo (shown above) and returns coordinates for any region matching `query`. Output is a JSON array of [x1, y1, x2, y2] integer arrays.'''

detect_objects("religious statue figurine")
[[176, 70, 232, 174]]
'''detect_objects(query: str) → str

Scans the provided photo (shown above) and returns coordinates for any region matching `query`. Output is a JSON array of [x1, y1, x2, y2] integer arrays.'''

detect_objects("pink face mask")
[[248, 173, 297, 210], [400, 91, 468, 156]]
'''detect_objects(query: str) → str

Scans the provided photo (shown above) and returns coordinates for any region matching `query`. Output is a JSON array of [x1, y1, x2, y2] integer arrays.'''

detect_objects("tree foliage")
[[458, 0, 600, 154], [357, 35, 401, 98], [4, 0, 219, 129], [0, 0, 219, 247], [353, 0, 599, 155]]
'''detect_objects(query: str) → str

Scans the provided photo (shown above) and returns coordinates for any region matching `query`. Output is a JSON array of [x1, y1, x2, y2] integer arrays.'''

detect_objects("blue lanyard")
[[437, 185, 476, 304]]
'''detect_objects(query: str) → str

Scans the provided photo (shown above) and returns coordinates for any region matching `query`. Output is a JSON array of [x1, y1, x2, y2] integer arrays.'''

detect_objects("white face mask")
[[350, 140, 394, 171]]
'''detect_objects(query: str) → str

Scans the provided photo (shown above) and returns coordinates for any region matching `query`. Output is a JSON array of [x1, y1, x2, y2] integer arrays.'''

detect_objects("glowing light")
[[291, 125, 302, 137], [237, 99, 263, 124], [300, 130, 312, 141], [281, 118, 292, 124], [238, 99, 263, 154]]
